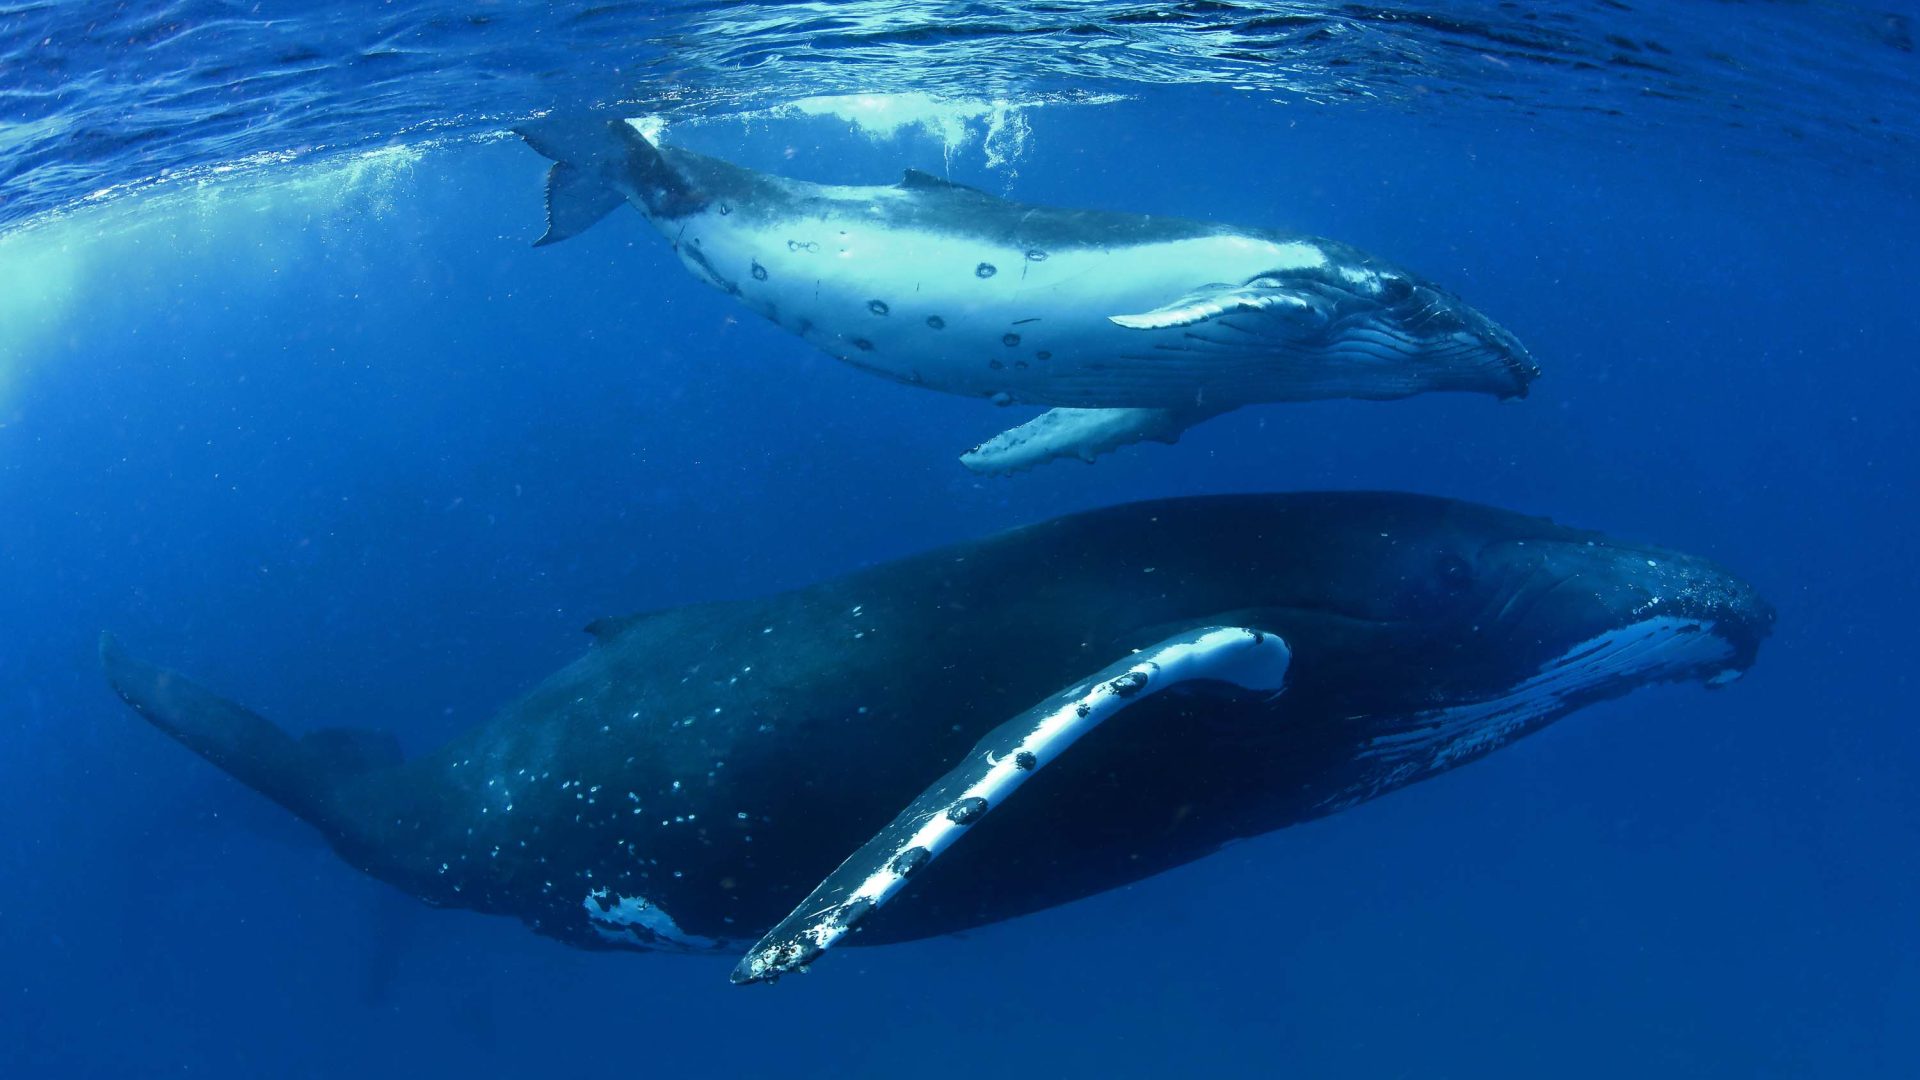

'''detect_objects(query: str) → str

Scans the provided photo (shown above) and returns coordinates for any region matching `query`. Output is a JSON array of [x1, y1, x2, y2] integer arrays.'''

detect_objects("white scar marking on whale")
[[583, 887, 720, 951], [1338, 264, 1381, 291]]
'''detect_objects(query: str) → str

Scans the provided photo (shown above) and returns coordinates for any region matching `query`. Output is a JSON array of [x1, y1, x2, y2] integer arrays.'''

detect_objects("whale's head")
[[1226, 494, 1772, 776], [1353, 271, 1539, 400], [1109, 243, 1538, 402], [1452, 516, 1773, 692], [1285, 256, 1538, 402]]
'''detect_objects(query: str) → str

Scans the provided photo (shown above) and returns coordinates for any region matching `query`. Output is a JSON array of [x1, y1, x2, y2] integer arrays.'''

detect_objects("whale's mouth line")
[[1137, 313, 1531, 397]]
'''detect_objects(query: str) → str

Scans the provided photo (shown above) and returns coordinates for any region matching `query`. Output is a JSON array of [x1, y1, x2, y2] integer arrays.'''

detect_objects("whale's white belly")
[[663, 208, 1337, 408]]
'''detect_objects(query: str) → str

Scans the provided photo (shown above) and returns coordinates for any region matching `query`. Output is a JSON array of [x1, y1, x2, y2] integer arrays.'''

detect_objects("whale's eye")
[[1435, 553, 1474, 590]]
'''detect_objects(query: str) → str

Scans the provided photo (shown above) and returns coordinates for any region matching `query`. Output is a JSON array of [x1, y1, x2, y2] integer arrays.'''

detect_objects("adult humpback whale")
[[518, 119, 1538, 473], [102, 493, 1769, 983]]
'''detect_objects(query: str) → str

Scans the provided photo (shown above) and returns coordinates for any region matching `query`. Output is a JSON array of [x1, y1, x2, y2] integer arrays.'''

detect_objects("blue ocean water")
[[2, 3, 1916, 1076]]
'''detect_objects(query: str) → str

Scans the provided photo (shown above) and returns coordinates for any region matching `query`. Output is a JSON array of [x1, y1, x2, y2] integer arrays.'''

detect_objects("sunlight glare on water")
[[0, 143, 429, 412], [0, 234, 83, 417]]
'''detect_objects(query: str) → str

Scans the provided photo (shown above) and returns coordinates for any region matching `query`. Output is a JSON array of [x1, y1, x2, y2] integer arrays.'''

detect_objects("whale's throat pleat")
[[1326, 617, 1735, 813]]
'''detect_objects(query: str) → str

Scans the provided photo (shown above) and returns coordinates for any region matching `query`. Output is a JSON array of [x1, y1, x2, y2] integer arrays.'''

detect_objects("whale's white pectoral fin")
[[959, 406, 1228, 476], [730, 626, 1292, 985], [1109, 280, 1326, 331]]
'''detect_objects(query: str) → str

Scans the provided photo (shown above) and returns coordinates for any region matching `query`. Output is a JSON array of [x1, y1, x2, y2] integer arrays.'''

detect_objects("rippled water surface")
[[3, 1, 1915, 229]]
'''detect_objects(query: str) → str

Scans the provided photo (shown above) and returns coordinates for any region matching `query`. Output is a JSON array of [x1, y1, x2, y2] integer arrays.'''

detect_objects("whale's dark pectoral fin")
[[1109, 280, 1328, 332], [959, 405, 1228, 476], [730, 626, 1291, 985], [98, 633, 394, 836]]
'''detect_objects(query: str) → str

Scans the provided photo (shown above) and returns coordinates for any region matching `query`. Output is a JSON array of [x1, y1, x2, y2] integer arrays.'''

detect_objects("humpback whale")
[[102, 493, 1769, 983], [517, 119, 1538, 473]]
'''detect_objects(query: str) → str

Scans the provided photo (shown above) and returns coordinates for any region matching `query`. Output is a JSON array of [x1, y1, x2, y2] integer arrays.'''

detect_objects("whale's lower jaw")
[[833, 339, 1524, 411], [1318, 615, 1739, 817]]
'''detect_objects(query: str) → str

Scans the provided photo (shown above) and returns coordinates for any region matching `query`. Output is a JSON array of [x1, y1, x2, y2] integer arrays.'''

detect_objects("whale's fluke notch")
[[731, 626, 1291, 985], [98, 633, 389, 836], [516, 116, 708, 245], [960, 405, 1227, 475]]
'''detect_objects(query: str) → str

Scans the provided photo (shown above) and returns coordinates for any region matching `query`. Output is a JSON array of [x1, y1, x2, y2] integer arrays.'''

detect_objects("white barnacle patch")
[[732, 626, 1290, 983], [582, 887, 722, 952]]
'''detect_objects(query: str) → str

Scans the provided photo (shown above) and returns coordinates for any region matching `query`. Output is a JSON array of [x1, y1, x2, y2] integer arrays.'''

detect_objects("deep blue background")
[[2, 97, 1915, 1076]]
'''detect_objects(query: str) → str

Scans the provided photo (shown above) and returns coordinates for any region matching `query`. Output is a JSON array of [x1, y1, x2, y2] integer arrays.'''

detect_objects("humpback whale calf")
[[102, 493, 1769, 983], [518, 119, 1538, 473]]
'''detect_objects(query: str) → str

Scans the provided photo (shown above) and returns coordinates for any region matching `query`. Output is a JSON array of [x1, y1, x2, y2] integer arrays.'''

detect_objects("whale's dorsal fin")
[[584, 614, 642, 642], [899, 168, 989, 196], [730, 625, 1291, 985], [586, 605, 700, 644], [585, 612, 664, 643]]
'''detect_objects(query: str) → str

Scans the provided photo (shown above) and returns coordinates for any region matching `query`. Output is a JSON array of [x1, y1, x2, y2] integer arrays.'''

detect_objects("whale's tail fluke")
[[99, 633, 401, 840], [515, 116, 707, 246]]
